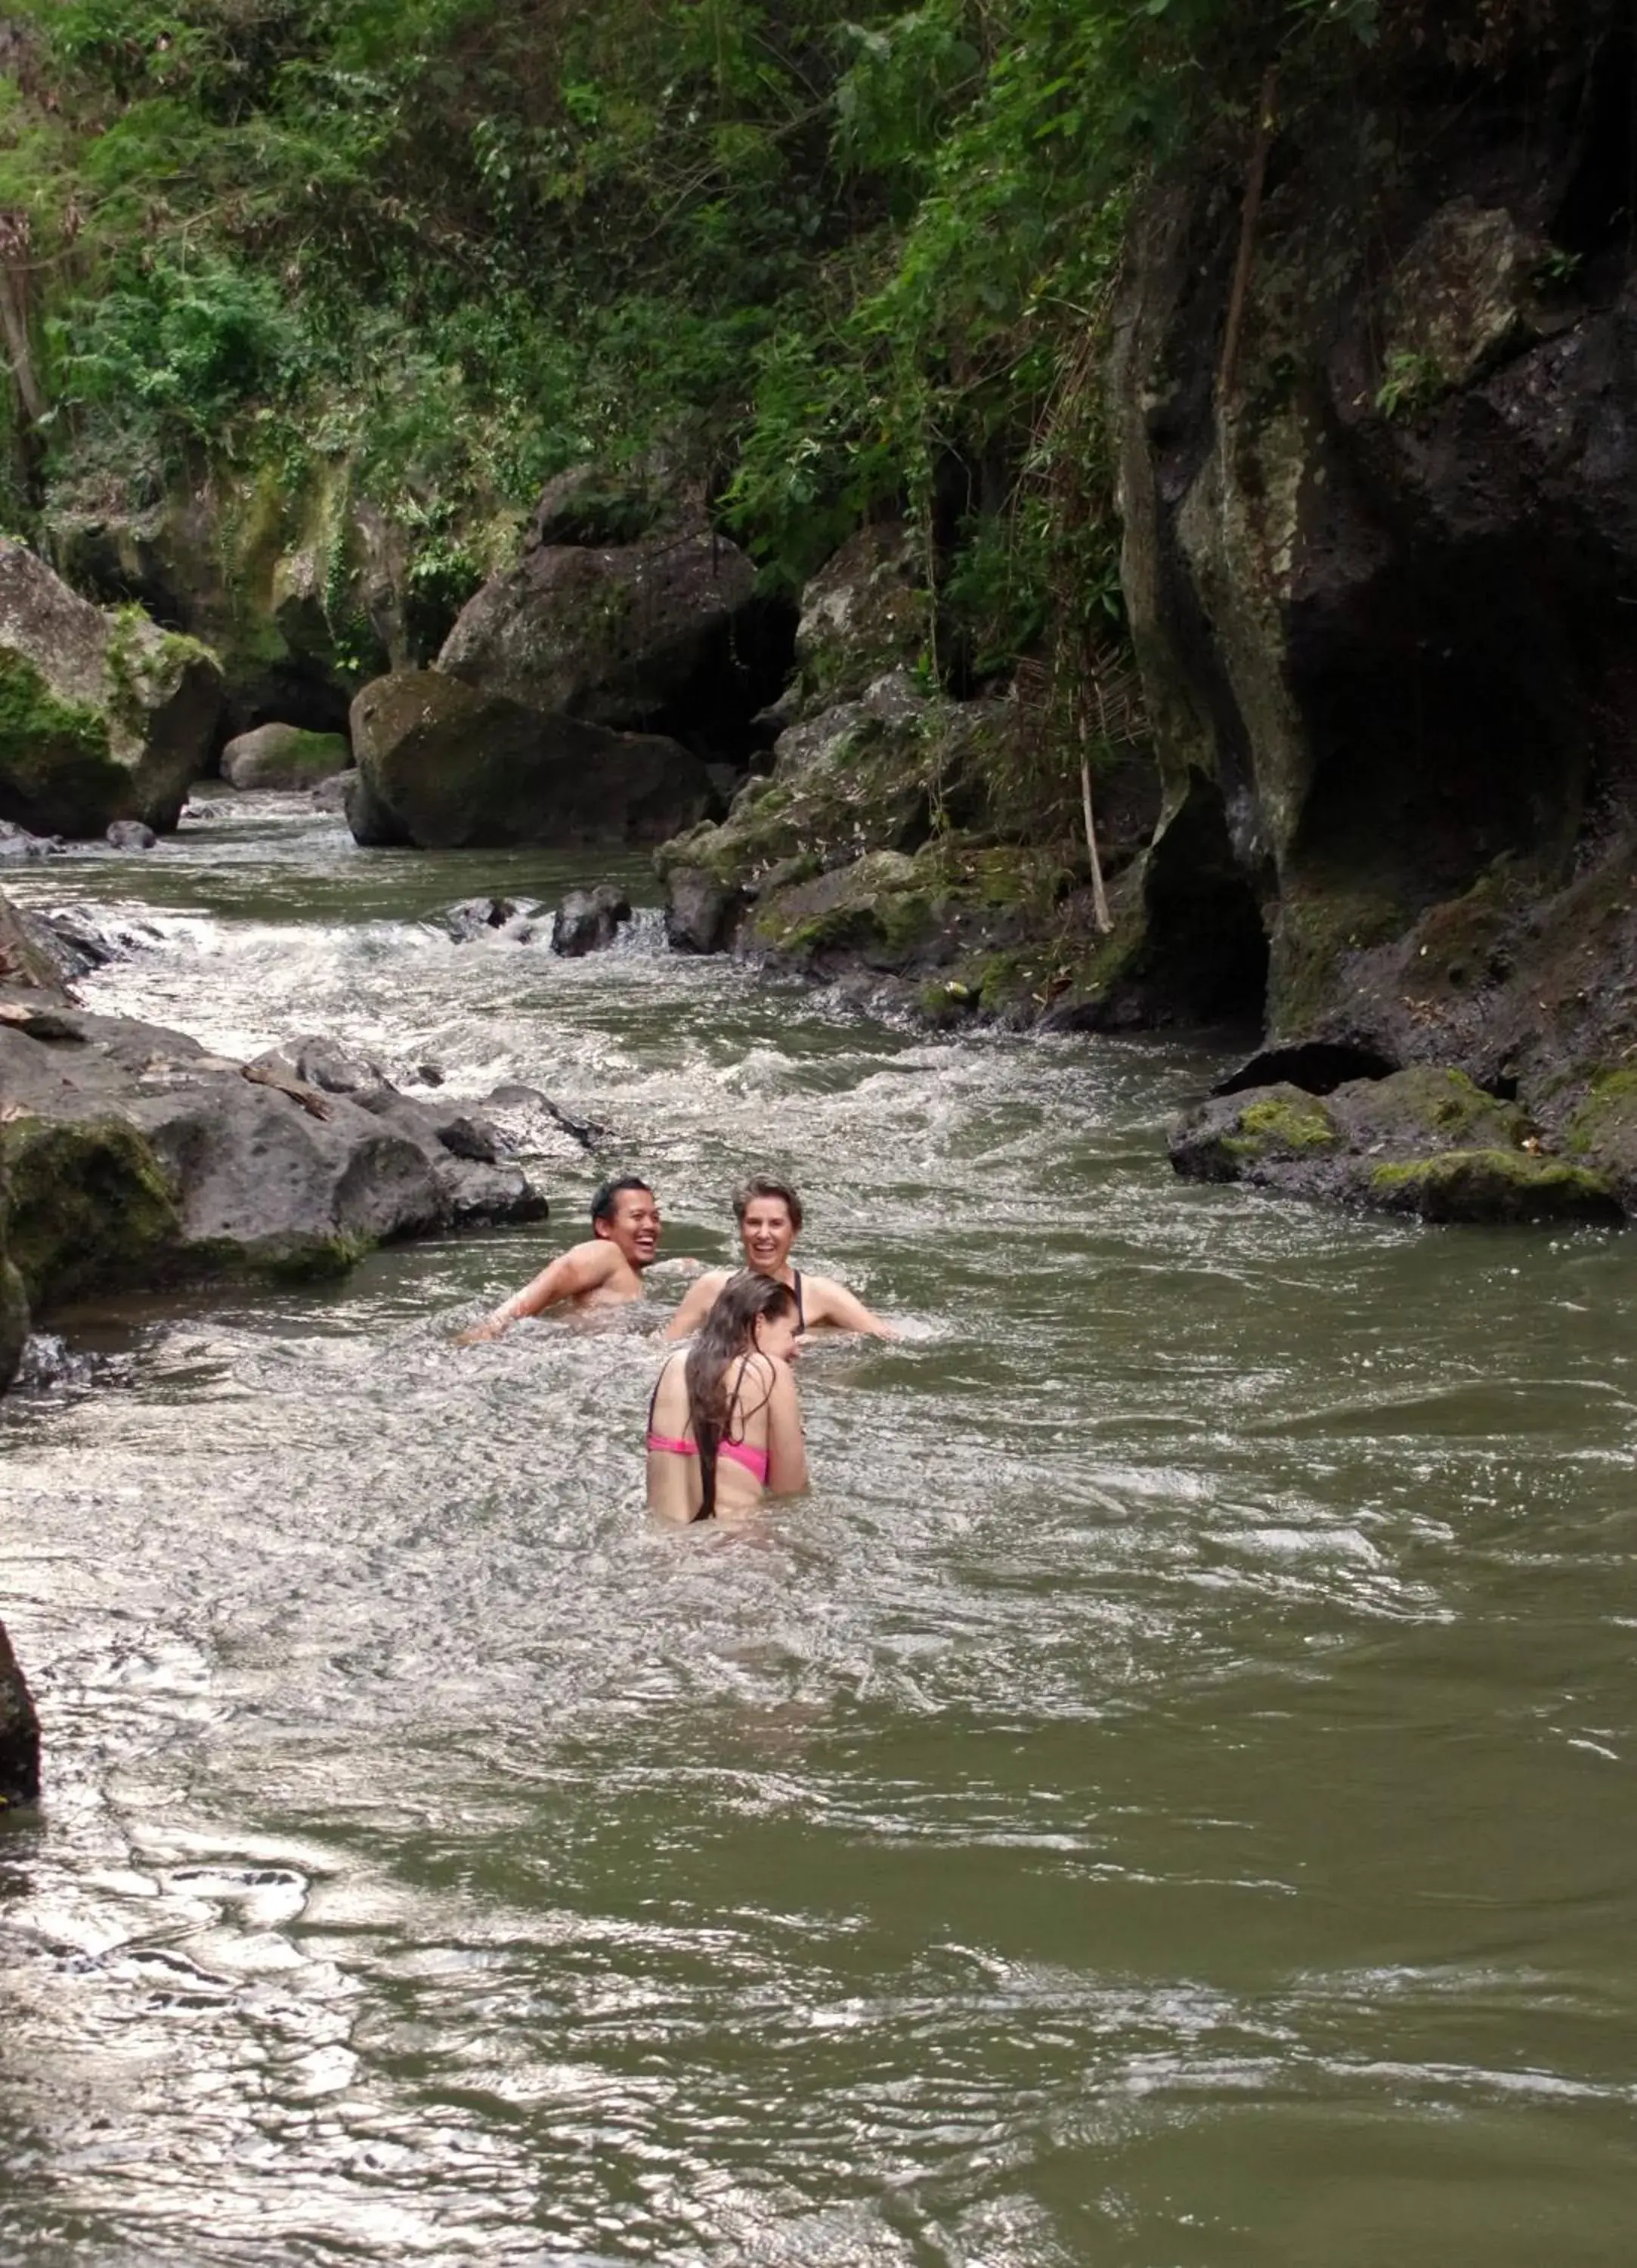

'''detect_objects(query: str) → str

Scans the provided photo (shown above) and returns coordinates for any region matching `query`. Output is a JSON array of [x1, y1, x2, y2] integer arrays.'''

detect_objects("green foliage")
[[49, 253, 299, 450], [0, 0, 1389, 835]]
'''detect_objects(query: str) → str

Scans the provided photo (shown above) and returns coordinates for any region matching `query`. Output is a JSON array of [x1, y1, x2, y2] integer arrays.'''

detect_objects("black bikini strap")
[[646, 1352, 676, 1433], [791, 1268, 804, 1331]]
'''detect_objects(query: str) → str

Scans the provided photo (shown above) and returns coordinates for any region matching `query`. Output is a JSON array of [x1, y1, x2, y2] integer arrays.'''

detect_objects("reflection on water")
[[3, 798, 1637, 2264]]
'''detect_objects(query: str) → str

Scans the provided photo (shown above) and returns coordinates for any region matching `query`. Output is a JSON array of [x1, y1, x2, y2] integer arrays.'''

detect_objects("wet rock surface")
[[1170, 1067, 1623, 1226], [0, 1621, 40, 1812], [0, 538, 222, 839], [552, 885, 632, 957], [221, 722, 352, 791], [435, 896, 543, 943], [0, 820, 63, 863], [0, 890, 550, 1329], [105, 819, 156, 850], [347, 669, 714, 850]]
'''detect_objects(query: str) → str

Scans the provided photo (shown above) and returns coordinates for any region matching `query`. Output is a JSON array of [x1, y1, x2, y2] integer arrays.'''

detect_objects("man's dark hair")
[[732, 1174, 803, 1233], [591, 1174, 653, 1225]]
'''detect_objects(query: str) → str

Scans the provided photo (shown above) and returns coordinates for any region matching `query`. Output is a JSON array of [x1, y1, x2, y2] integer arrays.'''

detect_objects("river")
[[2, 797, 1634, 2266]]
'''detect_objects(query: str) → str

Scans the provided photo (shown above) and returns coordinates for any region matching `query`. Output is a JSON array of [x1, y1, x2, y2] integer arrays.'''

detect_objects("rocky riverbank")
[[0, 891, 550, 1395]]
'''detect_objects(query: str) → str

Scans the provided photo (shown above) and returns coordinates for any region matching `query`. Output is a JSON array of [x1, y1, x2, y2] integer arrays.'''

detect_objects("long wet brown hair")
[[683, 1270, 798, 1520]]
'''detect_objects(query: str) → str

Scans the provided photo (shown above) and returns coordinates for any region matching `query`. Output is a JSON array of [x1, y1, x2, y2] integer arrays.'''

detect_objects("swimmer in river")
[[454, 1174, 661, 1341], [646, 1270, 807, 1522], [664, 1173, 896, 1343]]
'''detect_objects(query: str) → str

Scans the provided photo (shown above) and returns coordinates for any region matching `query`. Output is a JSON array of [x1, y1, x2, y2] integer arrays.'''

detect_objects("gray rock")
[[0, 1621, 40, 1811], [0, 537, 221, 837], [794, 524, 928, 714], [0, 1005, 549, 1317], [436, 896, 543, 943], [309, 770, 354, 813], [664, 864, 739, 954], [1168, 1067, 1625, 1225], [438, 531, 757, 729], [347, 669, 716, 850], [28, 903, 159, 981], [106, 818, 157, 850], [221, 721, 352, 790], [552, 884, 633, 956], [0, 819, 61, 860]]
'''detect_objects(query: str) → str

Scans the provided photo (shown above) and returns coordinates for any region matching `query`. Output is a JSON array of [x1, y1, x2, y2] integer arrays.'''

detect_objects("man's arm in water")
[[801, 1273, 898, 1338], [663, 1269, 731, 1342], [454, 1239, 624, 1342]]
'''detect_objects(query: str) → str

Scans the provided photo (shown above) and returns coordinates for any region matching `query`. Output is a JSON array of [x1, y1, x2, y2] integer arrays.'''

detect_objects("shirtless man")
[[664, 1174, 895, 1342], [455, 1175, 662, 1341]]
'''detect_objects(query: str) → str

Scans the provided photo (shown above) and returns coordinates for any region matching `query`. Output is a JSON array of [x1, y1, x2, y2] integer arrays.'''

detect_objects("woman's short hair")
[[732, 1174, 803, 1232]]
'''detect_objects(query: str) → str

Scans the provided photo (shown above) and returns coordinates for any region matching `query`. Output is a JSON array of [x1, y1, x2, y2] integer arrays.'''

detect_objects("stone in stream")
[[436, 896, 543, 943], [662, 865, 739, 955], [0, 1621, 39, 1811], [221, 721, 352, 791], [438, 527, 759, 730], [552, 885, 632, 957], [0, 980, 548, 1332], [0, 537, 221, 838], [346, 669, 715, 850], [0, 819, 63, 862], [1168, 1067, 1625, 1225], [106, 818, 157, 850]]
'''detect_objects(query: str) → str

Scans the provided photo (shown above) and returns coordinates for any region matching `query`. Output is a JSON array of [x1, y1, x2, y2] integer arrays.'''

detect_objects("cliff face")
[[1115, 4, 1637, 1111]]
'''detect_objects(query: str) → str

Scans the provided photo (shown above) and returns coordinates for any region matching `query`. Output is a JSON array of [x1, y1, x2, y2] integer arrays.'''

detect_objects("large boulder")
[[45, 463, 410, 739], [221, 722, 351, 790], [348, 669, 714, 849], [0, 1002, 548, 1312], [0, 1149, 26, 1394], [552, 884, 633, 956], [1169, 1066, 1623, 1225], [0, 539, 222, 838], [438, 531, 759, 730], [0, 1621, 39, 1811], [792, 523, 930, 715]]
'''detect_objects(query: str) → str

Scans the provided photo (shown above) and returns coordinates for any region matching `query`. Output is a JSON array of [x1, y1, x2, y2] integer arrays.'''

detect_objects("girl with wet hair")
[[645, 1269, 807, 1523]]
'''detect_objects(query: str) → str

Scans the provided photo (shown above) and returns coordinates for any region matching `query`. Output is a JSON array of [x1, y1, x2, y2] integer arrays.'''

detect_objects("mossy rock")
[[1365, 1148, 1621, 1225], [2, 1114, 181, 1309], [0, 646, 118, 835], [794, 524, 930, 714], [1329, 1064, 1524, 1152], [221, 723, 351, 791], [1170, 1081, 1340, 1182], [0, 541, 221, 836], [1227, 1091, 1341, 1159], [750, 849, 937, 968]]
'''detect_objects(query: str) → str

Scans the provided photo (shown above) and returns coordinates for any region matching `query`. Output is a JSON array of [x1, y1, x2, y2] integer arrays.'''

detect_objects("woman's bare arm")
[[802, 1273, 898, 1339], [663, 1269, 729, 1342]]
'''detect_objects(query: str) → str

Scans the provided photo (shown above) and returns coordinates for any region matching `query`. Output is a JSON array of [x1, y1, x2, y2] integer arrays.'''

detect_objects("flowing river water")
[[2, 797, 1635, 2266]]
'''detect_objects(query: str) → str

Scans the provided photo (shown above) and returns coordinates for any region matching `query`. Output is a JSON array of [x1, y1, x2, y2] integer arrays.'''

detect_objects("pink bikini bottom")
[[645, 1433, 769, 1484]]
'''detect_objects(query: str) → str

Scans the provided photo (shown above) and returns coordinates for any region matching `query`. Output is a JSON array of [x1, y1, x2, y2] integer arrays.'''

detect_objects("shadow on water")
[[3, 798, 1637, 2264]]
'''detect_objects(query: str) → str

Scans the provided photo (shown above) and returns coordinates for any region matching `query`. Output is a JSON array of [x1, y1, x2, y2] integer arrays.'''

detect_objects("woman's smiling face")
[[739, 1197, 796, 1274]]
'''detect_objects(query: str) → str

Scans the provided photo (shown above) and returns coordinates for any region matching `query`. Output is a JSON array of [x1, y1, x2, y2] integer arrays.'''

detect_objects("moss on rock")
[[1366, 1148, 1621, 1224], [1227, 1092, 1341, 1157], [2, 1115, 181, 1310], [0, 647, 119, 832]]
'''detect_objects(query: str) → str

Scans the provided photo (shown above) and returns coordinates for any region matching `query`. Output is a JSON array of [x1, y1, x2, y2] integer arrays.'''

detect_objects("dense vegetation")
[[0, 2, 1486, 700]]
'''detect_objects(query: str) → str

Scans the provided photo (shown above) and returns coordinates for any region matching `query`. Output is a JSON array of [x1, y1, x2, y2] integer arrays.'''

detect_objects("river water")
[[2, 798, 1635, 2266]]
